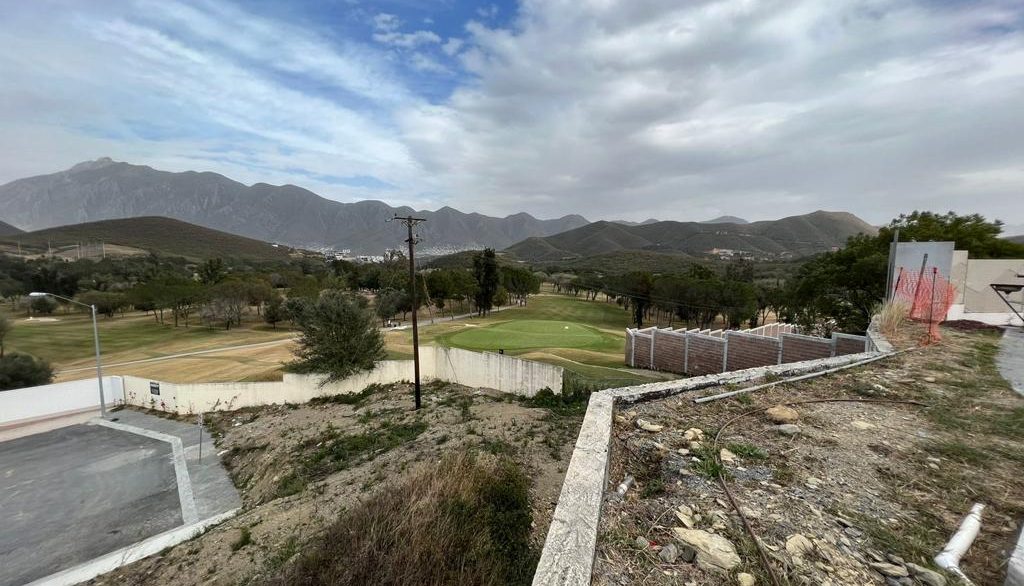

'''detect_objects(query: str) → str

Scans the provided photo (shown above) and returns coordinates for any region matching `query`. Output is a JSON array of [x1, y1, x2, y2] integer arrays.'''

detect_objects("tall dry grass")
[[264, 451, 536, 586], [876, 300, 911, 337]]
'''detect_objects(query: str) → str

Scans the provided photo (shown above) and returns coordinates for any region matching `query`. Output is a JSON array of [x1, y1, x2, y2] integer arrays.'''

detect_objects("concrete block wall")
[[0, 377, 125, 430], [834, 333, 870, 355], [781, 333, 834, 362], [725, 331, 781, 371], [686, 334, 726, 375], [651, 328, 686, 372], [625, 324, 868, 376]]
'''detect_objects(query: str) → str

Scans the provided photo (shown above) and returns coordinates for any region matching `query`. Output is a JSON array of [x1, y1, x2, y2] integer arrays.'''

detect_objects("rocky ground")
[[594, 324, 1024, 586], [89, 381, 583, 585]]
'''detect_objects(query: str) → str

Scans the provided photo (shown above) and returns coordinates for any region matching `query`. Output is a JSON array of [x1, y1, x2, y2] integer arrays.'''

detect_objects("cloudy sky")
[[1, 0, 1022, 228]]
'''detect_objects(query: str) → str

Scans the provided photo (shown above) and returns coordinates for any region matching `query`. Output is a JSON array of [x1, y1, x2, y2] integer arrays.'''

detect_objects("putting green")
[[441, 320, 612, 352]]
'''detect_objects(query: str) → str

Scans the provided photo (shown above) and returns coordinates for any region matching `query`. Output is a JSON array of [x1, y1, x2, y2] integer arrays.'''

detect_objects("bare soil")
[[89, 381, 582, 586], [594, 324, 1024, 585]]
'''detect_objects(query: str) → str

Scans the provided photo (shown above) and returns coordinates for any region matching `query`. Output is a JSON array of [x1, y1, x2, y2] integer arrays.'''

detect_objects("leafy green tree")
[[198, 258, 227, 285], [30, 295, 57, 315], [619, 271, 654, 328], [881, 211, 1024, 258], [472, 249, 500, 316], [287, 290, 385, 384], [0, 315, 10, 358], [263, 295, 288, 329], [375, 288, 404, 326], [500, 266, 541, 306], [77, 291, 127, 318], [0, 352, 54, 391]]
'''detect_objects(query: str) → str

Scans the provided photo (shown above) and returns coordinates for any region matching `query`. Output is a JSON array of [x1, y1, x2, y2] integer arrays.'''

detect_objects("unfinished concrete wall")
[[686, 334, 726, 375], [725, 331, 780, 371], [651, 329, 686, 372], [625, 325, 869, 376], [833, 333, 869, 356], [781, 333, 834, 362]]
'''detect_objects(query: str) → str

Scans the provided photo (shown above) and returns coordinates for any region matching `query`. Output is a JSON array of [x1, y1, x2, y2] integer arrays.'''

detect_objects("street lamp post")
[[29, 292, 107, 418]]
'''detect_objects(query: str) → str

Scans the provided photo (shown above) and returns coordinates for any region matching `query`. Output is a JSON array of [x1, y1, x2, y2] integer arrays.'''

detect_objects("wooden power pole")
[[388, 215, 427, 410]]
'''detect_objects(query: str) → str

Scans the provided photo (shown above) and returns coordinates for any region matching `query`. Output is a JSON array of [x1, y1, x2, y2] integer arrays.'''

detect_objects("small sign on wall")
[[149, 381, 161, 396]]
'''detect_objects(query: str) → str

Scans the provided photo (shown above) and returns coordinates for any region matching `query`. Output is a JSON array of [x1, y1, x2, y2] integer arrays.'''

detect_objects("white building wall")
[[0, 376, 124, 429]]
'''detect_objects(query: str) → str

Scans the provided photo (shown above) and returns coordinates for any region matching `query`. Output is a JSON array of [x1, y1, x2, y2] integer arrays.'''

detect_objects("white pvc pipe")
[[934, 503, 985, 585]]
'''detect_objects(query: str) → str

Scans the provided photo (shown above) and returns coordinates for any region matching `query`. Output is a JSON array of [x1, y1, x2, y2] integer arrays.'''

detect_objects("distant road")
[[55, 305, 510, 375]]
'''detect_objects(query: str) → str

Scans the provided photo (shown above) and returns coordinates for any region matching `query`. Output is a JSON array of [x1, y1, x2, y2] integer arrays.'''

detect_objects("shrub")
[[30, 296, 57, 315], [0, 352, 54, 391], [287, 290, 385, 384], [876, 300, 910, 337], [264, 452, 537, 586]]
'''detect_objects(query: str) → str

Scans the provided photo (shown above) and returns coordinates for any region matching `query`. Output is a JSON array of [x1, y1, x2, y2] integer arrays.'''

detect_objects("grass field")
[[2, 290, 674, 388], [386, 291, 676, 388], [0, 305, 295, 383]]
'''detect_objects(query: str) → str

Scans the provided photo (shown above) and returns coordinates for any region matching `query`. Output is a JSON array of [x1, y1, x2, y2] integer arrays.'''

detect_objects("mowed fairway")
[[442, 320, 612, 352], [387, 292, 678, 387]]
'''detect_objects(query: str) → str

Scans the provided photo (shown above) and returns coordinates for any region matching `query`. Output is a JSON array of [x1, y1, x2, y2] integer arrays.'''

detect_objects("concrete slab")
[[0, 425, 180, 586], [997, 328, 1024, 398], [998, 328, 1024, 586], [0, 409, 241, 586]]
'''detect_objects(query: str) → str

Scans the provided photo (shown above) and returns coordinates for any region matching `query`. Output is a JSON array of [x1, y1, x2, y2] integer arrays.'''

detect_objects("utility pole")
[[388, 215, 427, 410]]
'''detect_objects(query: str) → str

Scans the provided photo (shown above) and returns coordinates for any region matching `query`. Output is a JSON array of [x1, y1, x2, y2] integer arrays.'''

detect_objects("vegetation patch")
[[277, 420, 428, 497], [264, 452, 537, 586]]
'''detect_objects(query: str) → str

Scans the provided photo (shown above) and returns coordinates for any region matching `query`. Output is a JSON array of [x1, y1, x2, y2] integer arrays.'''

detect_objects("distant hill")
[[0, 217, 297, 261], [0, 158, 589, 254], [506, 211, 876, 262], [702, 215, 748, 224], [1007, 235, 1024, 245], [0, 220, 22, 236]]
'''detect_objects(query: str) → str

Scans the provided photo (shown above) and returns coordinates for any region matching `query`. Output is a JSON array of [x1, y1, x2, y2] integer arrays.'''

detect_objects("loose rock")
[[906, 562, 947, 586], [636, 419, 664, 432], [773, 424, 801, 436], [851, 420, 877, 430], [737, 573, 756, 586], [720, 448, 737, 463], [659, 543, 679, 563], [870, 562, 909, 577], [785, 533, 814, 557], [672, 528, 741, 572], [766, 405, 799, 424], [683, 428, 705, 442]]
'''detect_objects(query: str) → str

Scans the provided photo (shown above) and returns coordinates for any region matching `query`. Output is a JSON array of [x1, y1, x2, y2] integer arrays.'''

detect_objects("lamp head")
[[28, 292, 48, 298]]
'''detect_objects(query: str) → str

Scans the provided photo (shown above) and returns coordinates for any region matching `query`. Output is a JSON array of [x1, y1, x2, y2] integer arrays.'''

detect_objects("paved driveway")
[[0, 425, 181, 586]]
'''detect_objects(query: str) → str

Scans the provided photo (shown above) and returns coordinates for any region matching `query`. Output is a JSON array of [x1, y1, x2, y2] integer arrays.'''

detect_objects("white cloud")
[[442, 37, 464, 56], [371, 11, 441, 48], [397, 0, 1024, 225]]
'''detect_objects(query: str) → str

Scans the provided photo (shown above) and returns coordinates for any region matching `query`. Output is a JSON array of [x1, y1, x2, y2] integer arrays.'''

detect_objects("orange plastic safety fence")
[[892, 267, 956, 343]]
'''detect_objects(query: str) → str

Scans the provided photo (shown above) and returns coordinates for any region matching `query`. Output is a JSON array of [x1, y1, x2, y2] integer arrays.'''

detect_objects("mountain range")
[[0, 219, 22, 237], [0, 217, 296, 262], [0, 159, 589, 254], [505, 211, 876, 261]]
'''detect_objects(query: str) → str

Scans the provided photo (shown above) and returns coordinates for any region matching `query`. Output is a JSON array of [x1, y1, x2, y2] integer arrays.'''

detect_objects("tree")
[[287, 290, 385, 384], [620, 271, 654, 328], [198, 258, 227, 285], [263, 295, 288, 329], [500, 266, 541, 306], [375, 288, 404, 326], [881, 211, 1024, 259], [205, 280, 249, 329], [0, 352, 54, 391], [472, 249, 500, 316], [30, 295, 57, 315], [77, 291, 127, 318], [0, 315, 10, 358]]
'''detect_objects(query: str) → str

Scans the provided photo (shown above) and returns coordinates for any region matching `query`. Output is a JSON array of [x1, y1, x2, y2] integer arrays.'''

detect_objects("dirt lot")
[[90, 381, 583, 585], [594, 324, 1024, 585]]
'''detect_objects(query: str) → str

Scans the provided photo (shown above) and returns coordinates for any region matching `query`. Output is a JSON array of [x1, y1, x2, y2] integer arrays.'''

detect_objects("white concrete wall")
[[0, 376, 124, 429], [118, 346, 563, 415]]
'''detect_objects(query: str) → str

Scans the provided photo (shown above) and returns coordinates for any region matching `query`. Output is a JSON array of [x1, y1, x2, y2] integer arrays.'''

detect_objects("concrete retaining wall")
[[120, 346, 564, 415], [3, 347, 564, 425], [0, 377, 124, 431], [625, 324, 867, 376], [534, 345, 886, 586]]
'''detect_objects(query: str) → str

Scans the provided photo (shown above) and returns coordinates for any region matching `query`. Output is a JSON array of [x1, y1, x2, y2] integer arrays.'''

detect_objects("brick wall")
[[652, 330, 686, 372], [781, 333, 834, 362], [725, 332, 781, 371], [686, 335, 725, 375], [833, 334, 868, 356], [633, 333, 652, 368]]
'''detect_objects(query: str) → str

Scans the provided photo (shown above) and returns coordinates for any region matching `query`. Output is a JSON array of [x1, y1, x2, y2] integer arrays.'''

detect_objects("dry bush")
[[264, 452, 537, 586], [876, 300, 910, 337]]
